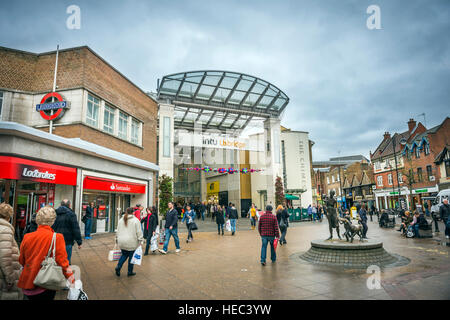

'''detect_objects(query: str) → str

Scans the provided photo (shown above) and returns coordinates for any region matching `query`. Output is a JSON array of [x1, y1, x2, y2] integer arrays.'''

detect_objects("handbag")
[[33, 232, 68, 291], [81, 215, 88, 224], [189, 221, 198, 231], [108, 242, 122, 261], [279, 218, 287, 230]]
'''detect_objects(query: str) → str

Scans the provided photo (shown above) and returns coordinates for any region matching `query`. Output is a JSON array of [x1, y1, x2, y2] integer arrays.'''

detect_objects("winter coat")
[[182, 210, 195, 224], [165, 209, 178, 229], [142, 213, 158, 239], [0, 218, 22, 300], [228, 207, 239, 220], [52, 206, 82, 246], [276, 209, 290, 229], [18, 225, 72, 290], [439, 204, 450, 222], [23, 213, 38, 235], [116, 214, 144, 251], [85, 206, 94, 219], [216, 209, 225, 225]]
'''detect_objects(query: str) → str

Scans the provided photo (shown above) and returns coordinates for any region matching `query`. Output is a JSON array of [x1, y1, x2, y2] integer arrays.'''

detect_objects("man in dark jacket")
[[228, 203, 239, 235], [84, 202, 94, 239], [439, 199, 450, 239], [159, 202, 180, 254], [359, 204, 368, 239], [52, 199, 82, 265]]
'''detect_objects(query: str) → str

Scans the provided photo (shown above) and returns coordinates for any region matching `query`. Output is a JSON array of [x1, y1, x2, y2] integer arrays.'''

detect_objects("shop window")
[[103, 104, 115, 134], [118, 111, 128, 140], [327, 177, 330, 185], [87, 94, 100, 128], [332, 176, 335, 183], [131, 119, 140, 145]]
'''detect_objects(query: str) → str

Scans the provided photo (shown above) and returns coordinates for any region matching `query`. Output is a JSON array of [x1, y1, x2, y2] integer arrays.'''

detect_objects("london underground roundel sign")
[[36, 92, 69, 121]]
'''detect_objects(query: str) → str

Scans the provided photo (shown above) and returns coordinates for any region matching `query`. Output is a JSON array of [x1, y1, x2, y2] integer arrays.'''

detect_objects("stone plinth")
[[300, 239, 405, 269]]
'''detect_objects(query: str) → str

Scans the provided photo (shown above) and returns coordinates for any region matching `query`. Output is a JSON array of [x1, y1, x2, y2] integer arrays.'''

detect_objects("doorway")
[[14, 191, 48, 243]]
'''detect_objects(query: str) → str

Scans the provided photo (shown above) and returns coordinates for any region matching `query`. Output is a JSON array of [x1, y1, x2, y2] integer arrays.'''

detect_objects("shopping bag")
[[226, 219, 231, 232], [150, 235, 158, 252], [108, 242, 122, 261], [155, 225, 160, 235], [159, 230, 165, 244], [131, 246, 143, 265], [273, 238, 278, 251], [67, 280, 89, 300]]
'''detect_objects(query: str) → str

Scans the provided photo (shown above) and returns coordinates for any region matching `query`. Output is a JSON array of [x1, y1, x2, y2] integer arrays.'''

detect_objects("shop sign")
[[178, 132, 263, 151], [83, 176, 146, 194], [36, 92, 69, 121], [207, 181, 219, 195], [413, 189, 428, 194], [0, 156, 77, 185]]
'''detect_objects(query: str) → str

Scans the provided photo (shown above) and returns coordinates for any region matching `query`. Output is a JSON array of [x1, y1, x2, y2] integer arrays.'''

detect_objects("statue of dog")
[[338, 216, 363, 243]]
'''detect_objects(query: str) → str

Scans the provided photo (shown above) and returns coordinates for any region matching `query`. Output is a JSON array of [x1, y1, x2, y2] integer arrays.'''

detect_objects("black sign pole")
[[50, 45, 59, 134]]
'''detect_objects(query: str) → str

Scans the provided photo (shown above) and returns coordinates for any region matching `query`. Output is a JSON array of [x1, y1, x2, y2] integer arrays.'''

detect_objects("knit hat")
[[36, 206, 57, 226]]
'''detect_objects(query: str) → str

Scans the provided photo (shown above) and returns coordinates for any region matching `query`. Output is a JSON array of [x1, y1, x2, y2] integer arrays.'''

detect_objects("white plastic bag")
[[155, 225, 160, 235], [67, 280, 88, 300], [226, 219, 231, 232], [150, 235, 158, 252], [131, 245, 143, 265]]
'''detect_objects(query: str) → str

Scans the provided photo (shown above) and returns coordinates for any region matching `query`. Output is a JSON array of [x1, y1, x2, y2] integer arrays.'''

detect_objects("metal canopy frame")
[[157, 70, 289, 132]]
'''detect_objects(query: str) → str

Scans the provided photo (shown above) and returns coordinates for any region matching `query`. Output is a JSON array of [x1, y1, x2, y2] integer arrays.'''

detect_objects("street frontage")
[[58, 218, 450, 300]]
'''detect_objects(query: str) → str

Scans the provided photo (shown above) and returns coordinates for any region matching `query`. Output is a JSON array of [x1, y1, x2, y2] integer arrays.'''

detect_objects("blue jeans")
[[201, 211, 205, 221], [230, 219, 237, 232], [261, 236, 276, 263], [65, 244, 73, 265], [85, 218, 92, 238], [116, 249, 135, 274], [163, 227, 180, 251], [413, 224, 420, 237]]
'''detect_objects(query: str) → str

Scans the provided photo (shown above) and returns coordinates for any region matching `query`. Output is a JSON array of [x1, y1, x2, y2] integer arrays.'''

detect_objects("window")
[[377, 176, 383, 186], [417, 167, 423, 182], [0, 91, 3, 119], [398, 172, 403, 184], [424, 143, 430, 155], [118, 111, 128, 139], [163, 116, 171, 157], [415, 147, 420, 159], [375, 162, 381, 171], [327, 177, 330, 184], [87, 94, 100, 127], [131, 119, 139, 144], [388, 174, 393, 185], [409, 169, 415, 183], [103, 105, 115, 134], [446, 160, 450, 178], [332, 175, 335, 183], [426, 165, 433, 181]]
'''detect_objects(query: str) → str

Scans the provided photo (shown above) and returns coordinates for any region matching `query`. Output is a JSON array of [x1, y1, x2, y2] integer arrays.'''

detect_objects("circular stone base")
[[299, 239, 409, 269]]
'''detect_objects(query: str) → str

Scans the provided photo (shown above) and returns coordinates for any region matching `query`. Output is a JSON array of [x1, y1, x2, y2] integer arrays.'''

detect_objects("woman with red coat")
[[18, 206, 74, 300]]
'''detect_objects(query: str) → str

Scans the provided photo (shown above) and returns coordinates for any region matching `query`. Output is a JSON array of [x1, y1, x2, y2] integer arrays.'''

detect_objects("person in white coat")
[[115, 207, 144, 277]]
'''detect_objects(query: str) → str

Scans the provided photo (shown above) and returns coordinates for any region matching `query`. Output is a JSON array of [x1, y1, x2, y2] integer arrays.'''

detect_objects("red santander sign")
[[83, 176, 146, 194], [0, 156, 77, 185]]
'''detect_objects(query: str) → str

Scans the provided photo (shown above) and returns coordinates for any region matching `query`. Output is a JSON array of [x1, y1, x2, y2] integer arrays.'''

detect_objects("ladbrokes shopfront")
[[0, 155, 77, 240]]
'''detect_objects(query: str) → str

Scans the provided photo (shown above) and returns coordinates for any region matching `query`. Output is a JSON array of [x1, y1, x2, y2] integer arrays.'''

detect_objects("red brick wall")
[[0, 48, 37, 91]]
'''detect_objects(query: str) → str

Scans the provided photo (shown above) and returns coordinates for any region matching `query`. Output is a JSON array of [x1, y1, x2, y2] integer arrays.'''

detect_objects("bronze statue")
[[339, 215, 363, 243], [324, 191, 341, 240]]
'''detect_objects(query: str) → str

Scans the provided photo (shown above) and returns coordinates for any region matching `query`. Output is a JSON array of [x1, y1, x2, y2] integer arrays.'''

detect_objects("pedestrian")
[[84, 202, 94, 239], [276, 205, 289, 245], [23, 212, 38, 235], [143, 207, 158, 255], [52, 199, 82, 265], [359, 204, 368, 239], [0, 203, 22, 300], [216, 205, 225, 235], [228, 203, 239, 235], [115, 207, 144, 277], [159, 202, 181, 254], [307, 205, 312, 221], [182, 204, 196, 243], [369, 204, 374, 222], [249, 203, 257, 230], [424, 201, 430, 217], [18, 206, 74, 300], [258, 205, 280, 266], [439, 198, 450, 239]]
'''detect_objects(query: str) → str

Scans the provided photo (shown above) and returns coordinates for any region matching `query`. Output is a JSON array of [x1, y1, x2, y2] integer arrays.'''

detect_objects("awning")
[[285, 194, 299, 200]]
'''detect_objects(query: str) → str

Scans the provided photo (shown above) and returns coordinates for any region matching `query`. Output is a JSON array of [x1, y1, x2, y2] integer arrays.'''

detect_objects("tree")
[[158, 174, 173, 218], [275, 176, 285, 207]]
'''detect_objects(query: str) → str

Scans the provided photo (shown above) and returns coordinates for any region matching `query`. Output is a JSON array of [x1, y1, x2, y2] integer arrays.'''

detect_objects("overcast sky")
[[1, 0, 449, 161]]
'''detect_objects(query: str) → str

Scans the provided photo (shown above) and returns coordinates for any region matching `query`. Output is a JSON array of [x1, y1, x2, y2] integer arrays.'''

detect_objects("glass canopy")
[[157, 71, 289, 132]]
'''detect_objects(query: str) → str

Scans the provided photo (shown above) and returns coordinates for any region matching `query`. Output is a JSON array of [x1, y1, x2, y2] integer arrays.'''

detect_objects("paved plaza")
[[59, 218, 450, 300]]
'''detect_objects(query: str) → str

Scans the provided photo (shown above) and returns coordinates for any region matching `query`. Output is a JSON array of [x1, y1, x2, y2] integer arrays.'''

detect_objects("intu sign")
[[178, 132, 264, 151]]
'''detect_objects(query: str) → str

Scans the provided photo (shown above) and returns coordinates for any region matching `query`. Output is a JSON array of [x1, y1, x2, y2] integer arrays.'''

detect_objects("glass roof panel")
[[196, 85, 215, 100], [221, 76, 238, 89], [206, 71, 224, 76], [243, 93, 260, 106], [236, 79, 253, 91], [178, 82, 198, 97], [272, 96, 286, 109], [228, 91, 245, 105], [211, 88, 230, 102], [258, 95, 273, 108], [252, 82, 267, 94], [203, 75, 221, 86], [160, 79, 181, 95]]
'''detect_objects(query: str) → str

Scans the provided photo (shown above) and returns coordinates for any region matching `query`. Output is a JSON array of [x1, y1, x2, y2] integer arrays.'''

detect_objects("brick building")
[[0, 46, 159, 235], [370, 118, 449, 210]]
